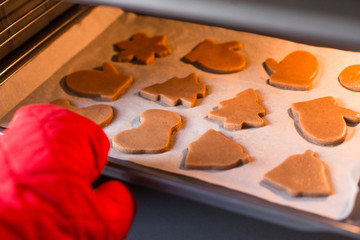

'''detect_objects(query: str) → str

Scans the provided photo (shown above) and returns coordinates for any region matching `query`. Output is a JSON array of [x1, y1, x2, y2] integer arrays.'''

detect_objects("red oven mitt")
[[0, 104, 135, 239]]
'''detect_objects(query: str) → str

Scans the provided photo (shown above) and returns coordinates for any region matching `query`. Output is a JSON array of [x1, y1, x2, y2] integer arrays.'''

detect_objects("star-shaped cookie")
[[115, 32, 171, 64]]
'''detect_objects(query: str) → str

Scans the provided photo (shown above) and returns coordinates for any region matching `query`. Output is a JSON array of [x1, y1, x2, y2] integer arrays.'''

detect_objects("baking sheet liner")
[[1, 7, 360, 220]]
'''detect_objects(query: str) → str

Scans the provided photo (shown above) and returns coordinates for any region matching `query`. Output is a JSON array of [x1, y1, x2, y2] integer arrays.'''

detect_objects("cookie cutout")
[[185, 129, 249, 170], [264, 50, 318, 90], [208, 88, 265, 130], [291, 96, 360, 145], [263, 150, 332, 197], [338, 64, 360, 91], [140, 73, 206, 107], [50, 99, 113, 127], [65, 62, 133, 101], [183, 39, 246, 73], [115, 32, 171, 64], [112, 109, 181, 154]]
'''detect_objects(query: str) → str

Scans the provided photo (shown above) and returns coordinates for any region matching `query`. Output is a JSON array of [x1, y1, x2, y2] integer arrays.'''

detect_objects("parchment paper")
[[1, 6, 360, 220]]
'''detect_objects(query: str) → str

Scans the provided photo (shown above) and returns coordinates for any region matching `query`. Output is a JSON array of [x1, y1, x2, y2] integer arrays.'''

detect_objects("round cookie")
[[338, 64, 360, 91]]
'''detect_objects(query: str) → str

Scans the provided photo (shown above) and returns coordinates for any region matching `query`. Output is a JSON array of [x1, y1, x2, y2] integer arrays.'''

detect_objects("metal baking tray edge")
[[104, 158, 360, 239]]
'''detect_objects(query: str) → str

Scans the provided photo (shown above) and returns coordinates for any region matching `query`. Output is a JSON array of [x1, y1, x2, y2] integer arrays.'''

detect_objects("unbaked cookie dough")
[[65, 62, 133, 101], [208, 88, 265, 130], [338, 64, 360, 91], [184, 129, 250, 170], [291, 96, 360, 145], [263, 150, 332, 197], [50, 99, 113, 127], [112, 109, 182, 154], [184, 39, 246, 73], [140, 73, 206, 107], [115, 32, 172, 64], [264, 50, 318, 90]]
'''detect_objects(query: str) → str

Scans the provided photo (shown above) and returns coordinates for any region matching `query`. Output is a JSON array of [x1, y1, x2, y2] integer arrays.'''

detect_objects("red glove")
[[0, 104, 135, 239]]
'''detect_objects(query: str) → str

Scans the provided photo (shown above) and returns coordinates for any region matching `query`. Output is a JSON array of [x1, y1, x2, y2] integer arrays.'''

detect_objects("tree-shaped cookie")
[[115, 32, 172, 64], [263, 150, 332, 197], [112, 109, 182, 154], [184, 129, 250, 170], [264, 50, 318, 90], [338, 64, 360, 91], [65, 62, 133, 101], [291, 96, 360, 145], [183, 39, 246, 73], [50, 99, 114, 127], [140, 73, 206, 107], [208, 88, 265, 130]]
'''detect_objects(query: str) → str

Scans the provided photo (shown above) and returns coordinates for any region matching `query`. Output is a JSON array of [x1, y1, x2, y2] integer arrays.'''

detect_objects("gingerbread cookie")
[[263, 150, 332, 197], [183, 39, 246, 73], [208, 88, 265, 130], [338, 64, 360, 91], [291, 96, 360, 145], [112, 109, 182, 154], [264, 50, 318, 90], [65, 62, 133, 101], [50, 99, 113, 127], [115, 32, 171, 64], [140, 73, 206, 107], [185, 129, 249, 170]]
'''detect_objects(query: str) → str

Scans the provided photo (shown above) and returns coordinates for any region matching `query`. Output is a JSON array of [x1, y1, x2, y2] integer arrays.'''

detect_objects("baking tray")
[[1, 5, 360, 239]]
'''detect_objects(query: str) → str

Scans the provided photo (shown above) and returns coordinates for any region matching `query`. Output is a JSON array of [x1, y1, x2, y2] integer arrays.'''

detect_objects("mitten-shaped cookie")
[[140, 73, 206, 107], [208, 88, 265, 130], [185, 129, 249, 170], [115, 32, 171, 64], [184, 39, 246, 73], [263, 150, 332, 197], [264, 50, 318, 90], [112, 109, 182, 153], [51, 99, 114, 127], [291, 96, 360, 145], [65, 62, 133, 101]]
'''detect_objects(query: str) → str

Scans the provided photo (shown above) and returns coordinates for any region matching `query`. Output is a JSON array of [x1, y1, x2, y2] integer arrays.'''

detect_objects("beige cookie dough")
[[112, 109, 182, 154], [184, 39, 246, 73], [208, 88, 265, 130], [263, 150, 332, 197], [140, 73, 206, 107], [115, 32, 172, 64], [185, 129, 250, 170], [51, 99, 114, 127], [338, 64, 360, 91], [264, 50, 318, 90], [65, 62, 133, 101], [291, 96, 360, 145]]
